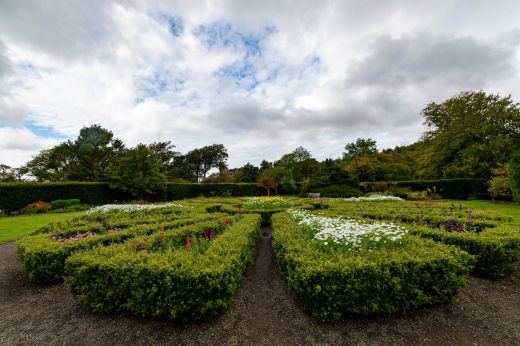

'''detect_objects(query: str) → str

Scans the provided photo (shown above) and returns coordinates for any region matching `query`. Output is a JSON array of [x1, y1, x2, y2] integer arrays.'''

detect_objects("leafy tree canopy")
[[422, 91, 520, 179], [343, 138, 377, 162], [105, 144, 167, 199]]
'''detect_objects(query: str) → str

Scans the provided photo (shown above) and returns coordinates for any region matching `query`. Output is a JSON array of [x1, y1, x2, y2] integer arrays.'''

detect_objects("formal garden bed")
[[12, 196, 520, 326]]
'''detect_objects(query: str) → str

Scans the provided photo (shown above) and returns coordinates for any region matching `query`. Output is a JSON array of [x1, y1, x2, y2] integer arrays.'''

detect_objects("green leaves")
[[272, 212, 473, 322], [64, 214, 261, 321]]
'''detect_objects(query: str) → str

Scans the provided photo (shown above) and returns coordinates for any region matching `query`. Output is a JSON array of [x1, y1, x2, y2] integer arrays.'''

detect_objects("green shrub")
[[0, 182, 130, 211], [0, 182, 270, 211], [50, 199, 81, 210], [217, 198, 314, 226], [166, 183, 265, 199], [322, 200, 519, 277], [64, 214, 261, 321], [510, 152, 520, 202], [313, 185, 362, 198], [271, 213, 473, 322], [17, 207, 229, 283], [408, 225, 520, 278], [394, 179, 488, 200]]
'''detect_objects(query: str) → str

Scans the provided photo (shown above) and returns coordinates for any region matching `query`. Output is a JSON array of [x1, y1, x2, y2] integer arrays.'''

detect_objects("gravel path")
[[1, 228, 519, 346]]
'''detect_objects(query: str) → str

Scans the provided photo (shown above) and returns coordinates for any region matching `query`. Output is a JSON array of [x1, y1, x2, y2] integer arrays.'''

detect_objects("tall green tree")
[[148, 141, 178, 170], [105, 144, 167, 200], [235, 163, 260, 183], [24, 141, 78, 181], [343, 138, 377, 162], [275, 147, 316, 181], [422, 91, 520, 179], [0, 164, 22, 182], [74, 125, 125, 181]]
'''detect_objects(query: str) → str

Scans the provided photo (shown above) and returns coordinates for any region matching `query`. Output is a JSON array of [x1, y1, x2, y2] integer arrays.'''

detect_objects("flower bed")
[[65, 214, 261, 321], [324, 200, 511, 232], [338, 195, 403, 202], [272, 212, 473, 322], [243, 196, 294, 210], [321, 200, 520, 277], [17, 204, 229, 283], [288, 209, 407, 251], [86, 202, 186, 214]]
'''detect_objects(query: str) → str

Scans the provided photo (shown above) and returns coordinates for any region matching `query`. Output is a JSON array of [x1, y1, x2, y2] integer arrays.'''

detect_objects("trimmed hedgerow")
[[217, 199, 314, 226], [408, 225, 520, 278], [17, 207, 230, 283], [271, 212, 473, 322], [323, 200, 512, 231], [0, 182, 130, 211], [322, 200, 520, 277], [64, 214, 261, 322], [384, 178, 487, 200], [0, 182, 269, 211]]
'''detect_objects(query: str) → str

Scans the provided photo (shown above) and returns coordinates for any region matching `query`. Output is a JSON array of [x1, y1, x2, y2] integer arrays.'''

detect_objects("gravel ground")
[[1, 227, 519, 346]]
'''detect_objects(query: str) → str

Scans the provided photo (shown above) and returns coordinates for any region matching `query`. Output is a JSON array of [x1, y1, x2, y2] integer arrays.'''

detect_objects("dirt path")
[[1, 228, 520, 345]]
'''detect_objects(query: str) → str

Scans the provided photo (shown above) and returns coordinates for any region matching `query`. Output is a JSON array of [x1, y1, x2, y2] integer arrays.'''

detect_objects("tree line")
[[1, 90, 520, 199]]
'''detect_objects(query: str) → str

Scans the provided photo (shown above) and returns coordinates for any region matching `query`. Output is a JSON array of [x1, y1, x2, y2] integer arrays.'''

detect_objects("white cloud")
[[0, 127, 61, 166], [0, 0, 520, 168]]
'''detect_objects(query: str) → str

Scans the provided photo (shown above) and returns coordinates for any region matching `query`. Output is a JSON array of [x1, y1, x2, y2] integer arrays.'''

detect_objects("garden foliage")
[[271, 213, 473, 322]]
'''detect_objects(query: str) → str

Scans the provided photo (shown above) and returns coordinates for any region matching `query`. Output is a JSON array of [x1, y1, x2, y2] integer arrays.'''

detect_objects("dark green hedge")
[[394, 179, 488, 199], [0, 182, 130, 211], [409, 225, 520, 278], [167, 183, 265, 199], [0, 182, 268, 211], [64, 214, 261, 321], [271, 213, 473, 322], [17, 210, 228, 283]]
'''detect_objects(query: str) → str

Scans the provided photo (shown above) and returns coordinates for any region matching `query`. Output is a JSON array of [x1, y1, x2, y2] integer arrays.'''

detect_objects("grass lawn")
[[0, 212, 84, 245], [458, 200, 520, 221]]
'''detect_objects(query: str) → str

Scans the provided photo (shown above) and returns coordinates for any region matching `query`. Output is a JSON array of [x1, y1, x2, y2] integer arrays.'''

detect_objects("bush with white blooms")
[[338, 195, 403, 202], [87, 203, 186, 214], [288, 209, 408, 251]]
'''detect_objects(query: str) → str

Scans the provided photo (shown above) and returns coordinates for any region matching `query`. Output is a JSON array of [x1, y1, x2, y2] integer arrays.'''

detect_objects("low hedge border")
[[363, 178, 488, 200], [17, 212, 231, 283], [217, 202, 315, 226], [64, 214, 261, 322], [409, 225, 520, 278], [271, 212, 473, 322]]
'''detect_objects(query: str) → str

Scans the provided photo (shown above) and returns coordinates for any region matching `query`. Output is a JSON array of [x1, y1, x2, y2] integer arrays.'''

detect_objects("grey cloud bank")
[[0, 0, 519, 167]]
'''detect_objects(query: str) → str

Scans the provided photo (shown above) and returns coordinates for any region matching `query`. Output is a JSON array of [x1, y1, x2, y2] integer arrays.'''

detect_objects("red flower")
[[159, 232, 166, 243], [140, 240, 147, 250], [185, 234, 192, 253], [209, 228, 215, 240]]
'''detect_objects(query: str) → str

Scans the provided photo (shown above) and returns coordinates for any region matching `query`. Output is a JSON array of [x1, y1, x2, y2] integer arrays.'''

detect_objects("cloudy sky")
[[1, 1, 520, 168]]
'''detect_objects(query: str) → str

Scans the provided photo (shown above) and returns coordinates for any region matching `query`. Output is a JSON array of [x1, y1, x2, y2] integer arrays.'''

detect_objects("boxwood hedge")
[[271, 212, 473, 322], [17, 206, 231, 283], [408, 225, 520, 278], [65, 214, 261, 321], [323, 200, 520, 277]]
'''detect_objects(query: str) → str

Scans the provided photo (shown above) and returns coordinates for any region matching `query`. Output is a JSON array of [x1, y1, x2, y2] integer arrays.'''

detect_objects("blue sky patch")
[[24, 121, 67, 139], [134, 70, 185, 104]]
